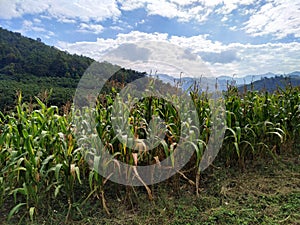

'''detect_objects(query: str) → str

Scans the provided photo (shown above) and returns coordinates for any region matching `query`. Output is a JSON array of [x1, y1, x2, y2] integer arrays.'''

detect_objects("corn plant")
[[0, 83, 299, 222]]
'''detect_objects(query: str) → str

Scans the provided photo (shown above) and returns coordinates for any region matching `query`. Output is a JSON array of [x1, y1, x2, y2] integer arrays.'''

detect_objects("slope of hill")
[[238, 75, 300, 93], [0, 27, 94, 110], [0, 27, 146, 111], [0, 27, 94, 79]]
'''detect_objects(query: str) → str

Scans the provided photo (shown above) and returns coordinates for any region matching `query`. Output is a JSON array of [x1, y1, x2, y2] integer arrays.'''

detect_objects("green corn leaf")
[[74, 166, 82, 184], [54, 184, 63, 198], [234, 142, 240, 157], [34, 96, 46, 111], [55, 164, 63, 181], [7, 203, 27, 221], [267, 131, 284, 143], [160, 140, 169, 157], [42, 155, 55, 165], [89, 170, 94, 190], [240, 140, 255, 153], [29, 207, 35, 221]]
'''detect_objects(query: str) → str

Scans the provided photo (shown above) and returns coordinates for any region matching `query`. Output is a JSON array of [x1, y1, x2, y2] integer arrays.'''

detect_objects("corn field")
[[0, 83, 299, 222]]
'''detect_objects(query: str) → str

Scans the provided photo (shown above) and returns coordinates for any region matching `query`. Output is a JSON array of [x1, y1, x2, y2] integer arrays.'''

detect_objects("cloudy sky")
[[0, 0, 300, 77]]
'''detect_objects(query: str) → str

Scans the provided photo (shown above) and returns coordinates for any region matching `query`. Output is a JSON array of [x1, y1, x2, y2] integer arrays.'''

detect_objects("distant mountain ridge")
[[238, 75, 300, 93], [217, 71, 300, 86], [150, 71, 300, 92]]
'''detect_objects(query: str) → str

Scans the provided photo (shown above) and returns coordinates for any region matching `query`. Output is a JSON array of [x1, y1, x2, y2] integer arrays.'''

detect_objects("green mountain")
[[0, 28, 94, 78], [0, 27, 145, 111], [238, 75, 300, 93]]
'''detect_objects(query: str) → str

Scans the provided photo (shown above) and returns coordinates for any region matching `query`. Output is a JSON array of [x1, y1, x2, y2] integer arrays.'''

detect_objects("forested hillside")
[[0, 27, 146, 110], [239, 75, 300, 93]]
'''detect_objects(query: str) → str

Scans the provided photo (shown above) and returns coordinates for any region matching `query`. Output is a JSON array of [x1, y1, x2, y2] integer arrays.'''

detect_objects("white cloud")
[[0, 1, 18, 19], [211, 42, 300, 75], [110, 26, 124, 31], [0, 0, 121, 22], [57, 31, 169, 60], [57, 31, 300, 77], [50, 0, 121, 22], [22, 20, 46, 33], [146, 0, 180, 19], [116, 31, 169, 43], [117, 0, 210, 23], [4, 0, 293, 32], [135, 19, 145, 26], [244, 0, 300, 39], [33, 18, 42, 23], [148, 0, 213, 23], [0, 0, 49, 19], [229, 26, 237, 31], [78, 23, 104, 34], [102, 41, 212, 78], [169, 0, 200, 6], [1, 0, 297, 40], [203, 0, 256, 14], [17, 19, 55, 39], [58, 18, 77, 24], [200, 0, 223, 7], [221, 16, 228, 22], [47, 31, 55, 36], [116, 0, 259, 23], [118, 0, 146, 11], [169, 34, 224, 53]]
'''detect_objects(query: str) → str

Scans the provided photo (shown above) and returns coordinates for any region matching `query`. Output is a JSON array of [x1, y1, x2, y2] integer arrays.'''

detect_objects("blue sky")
[[0, 0, 300, 77]]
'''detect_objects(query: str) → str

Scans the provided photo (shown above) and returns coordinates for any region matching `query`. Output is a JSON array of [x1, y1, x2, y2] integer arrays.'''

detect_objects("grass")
[[1, 151, 299, 225]]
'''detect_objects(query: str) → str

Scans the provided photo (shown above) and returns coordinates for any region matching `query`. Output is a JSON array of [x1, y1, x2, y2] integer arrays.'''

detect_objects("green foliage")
[[0, 83, 299, 222], [219, 85, 300, 168], [0, 27, 93, 78]]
